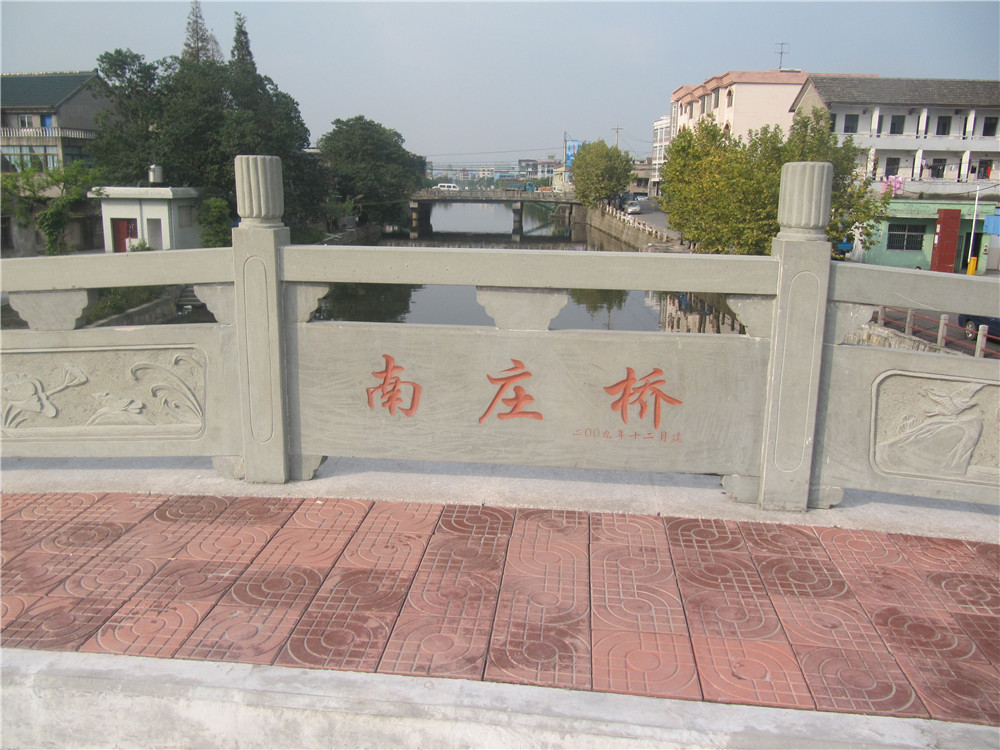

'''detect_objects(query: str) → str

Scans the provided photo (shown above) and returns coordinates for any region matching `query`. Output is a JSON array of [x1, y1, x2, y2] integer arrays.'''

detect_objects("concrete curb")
[[2, 649, 995, 749]]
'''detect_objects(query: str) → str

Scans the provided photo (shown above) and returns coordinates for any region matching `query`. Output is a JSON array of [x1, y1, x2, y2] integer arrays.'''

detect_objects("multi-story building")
[[791, 76, 1000, 272], [1, 70, 107, 174], [649, 115, 670, 197], [670, 69, 810, 141]]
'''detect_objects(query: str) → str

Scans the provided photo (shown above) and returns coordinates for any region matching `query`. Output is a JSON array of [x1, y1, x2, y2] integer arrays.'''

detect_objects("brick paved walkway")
[[1, 492, 998, 726]]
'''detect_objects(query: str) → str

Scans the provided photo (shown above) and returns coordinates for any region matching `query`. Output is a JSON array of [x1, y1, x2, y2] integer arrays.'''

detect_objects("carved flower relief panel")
[[872, 372, 999, 486], [1, 348, 206, 437]]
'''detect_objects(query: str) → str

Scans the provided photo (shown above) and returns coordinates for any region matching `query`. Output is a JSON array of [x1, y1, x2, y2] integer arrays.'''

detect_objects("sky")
[[3, 1, 999, 169]]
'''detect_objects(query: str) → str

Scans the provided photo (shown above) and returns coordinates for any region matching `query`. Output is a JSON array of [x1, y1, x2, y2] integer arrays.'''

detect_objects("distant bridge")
[[408, 188, 583, 240]]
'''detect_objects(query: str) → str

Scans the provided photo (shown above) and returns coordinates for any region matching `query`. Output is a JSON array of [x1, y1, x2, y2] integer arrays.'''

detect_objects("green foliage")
[[659, 109, 890, 255], [317, 116, 426, 225], [1, 162, 104, 255], [86, 286, 167, 323], [182, 0, 223, 64], [87, 8, 327, 234], [198, 197, 233, 247], [570, 141, 634, 207]]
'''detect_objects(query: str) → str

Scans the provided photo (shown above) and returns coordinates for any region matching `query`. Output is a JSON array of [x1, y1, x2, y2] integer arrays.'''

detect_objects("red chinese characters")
[[367, 354, 421, 417], [479, 359, 543, 423], [604, 367, 682, 429]]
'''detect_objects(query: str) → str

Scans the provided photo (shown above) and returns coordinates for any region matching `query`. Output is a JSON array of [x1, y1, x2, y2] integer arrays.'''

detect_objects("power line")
[[424, 146, 561, 157]]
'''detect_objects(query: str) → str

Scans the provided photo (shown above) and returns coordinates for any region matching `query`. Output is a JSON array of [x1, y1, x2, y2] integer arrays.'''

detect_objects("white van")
[[435, 183, 460, 191]]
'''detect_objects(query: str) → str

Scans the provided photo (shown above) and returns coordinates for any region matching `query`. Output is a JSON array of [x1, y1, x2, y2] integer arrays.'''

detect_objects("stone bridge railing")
[[2, 157, 997, 512]]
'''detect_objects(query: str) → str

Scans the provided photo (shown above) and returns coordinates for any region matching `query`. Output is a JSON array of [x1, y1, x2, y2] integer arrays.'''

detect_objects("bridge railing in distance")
[[2, 157, 997, 511]]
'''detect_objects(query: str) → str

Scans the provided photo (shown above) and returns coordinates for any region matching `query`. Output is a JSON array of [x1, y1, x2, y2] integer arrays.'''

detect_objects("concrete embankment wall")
[[583, 207, 681, 252]]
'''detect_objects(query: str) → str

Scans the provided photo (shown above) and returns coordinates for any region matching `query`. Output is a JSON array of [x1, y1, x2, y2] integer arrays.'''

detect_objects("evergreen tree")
[[182, 0, 223, 64]]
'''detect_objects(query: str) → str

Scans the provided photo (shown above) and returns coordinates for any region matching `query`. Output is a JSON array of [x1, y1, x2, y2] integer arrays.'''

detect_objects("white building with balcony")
[[790, 76, 1000, 199], [650, 115, 670, 197]]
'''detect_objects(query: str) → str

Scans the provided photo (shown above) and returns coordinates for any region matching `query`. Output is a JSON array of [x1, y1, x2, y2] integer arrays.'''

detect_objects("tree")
[[182, 0, 223, 64], [1, 162, 103, 254], [317, 116, 426, 225], [87, 10, 327, 239], [658, 109, 890, 255], [569, 140, 634, 208]]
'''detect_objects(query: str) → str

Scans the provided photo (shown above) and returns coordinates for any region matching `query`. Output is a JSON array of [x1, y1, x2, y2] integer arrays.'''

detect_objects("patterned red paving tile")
[[150, 494, 232, 525], [494, 572, 589, 629], [176, 524, 274, 564], [378, 613, 492, 679], [437, 504, 514, 537], [756, 555, 852, 600], [174, 604, 301, 664], [133, 559, 248, 603], [673, 551, 767, 596], [99, 519, 202, 559], [969, 541, 999, 576], [840, 564, 948, 612], [591, 544, 686, 634], [664, 517, 745, 554], [591, 513, 668, 547], [871, 605, 990, 663], [286, 497, 372, 530], [793, 645, 927, 718], [893, 653, 1000, 725], [770, 596, 885, 651], [311, 566, 412, 615], [1, 550, 94, 595], [1, 593, 40, 627], [32, 521, 132, 555], [1, 493, 45, 520], [925, 571, 1000, 615], [218, 565, 325, 610], [590, 542, 674, 587], [276, 610, 391, 672], [80, 598, 215, 658], [401, 569, 501, 621], [504, 539, 588, 579], [511, 508, 590, 543], [0, 519, 54, 564], [2, 596, 122, 651], [888, 534, 985, 575], [486, 621, 591, 690], [56, 552, 164, 600], [211, 496, 303, 527], [691, 636, 814, 710], [354, 502, 442, 537], [739, 522, 826, 559], [251, 525, 356, 570], [1, 492, 99, 522], [682, 589, 784, 642], [69, 492, 165, 524], [417, 533, 508, 576], [817, 528, 904, 569], [952, 612, 1000, 667], [592, 628, 701, 701], [338, 532, 431, 571]]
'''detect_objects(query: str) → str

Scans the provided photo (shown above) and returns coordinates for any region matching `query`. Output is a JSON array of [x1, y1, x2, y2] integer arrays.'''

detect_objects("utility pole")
[[775, 42, 789, 70], [613, 126, 622, 147]]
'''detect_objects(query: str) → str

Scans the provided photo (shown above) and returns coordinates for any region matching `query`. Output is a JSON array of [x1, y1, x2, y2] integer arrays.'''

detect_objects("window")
[[829, 113, 837, 132], [936, 116, 951, 136], [17, 114, 33, 128], [843, 114, 859, 133], [1, 144, 58, 172], [929, 158, 947, 178], [41, 115, 53, 128], [884, 157, 900, 177], [876, 116, 883, 134], [713, 89, 720, 108], [726, 89, 733, 107], [886, 224, 925, 251], [983, 117, 998, 137], [890, 115, 905, 135]]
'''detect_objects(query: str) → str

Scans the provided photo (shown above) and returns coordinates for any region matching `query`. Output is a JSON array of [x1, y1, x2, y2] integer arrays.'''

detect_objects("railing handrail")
[[0, 126, 97, 140]]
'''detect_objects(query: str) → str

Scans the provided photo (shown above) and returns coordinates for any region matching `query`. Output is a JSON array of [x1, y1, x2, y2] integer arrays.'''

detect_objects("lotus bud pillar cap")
[[235, 155, 284, 227], [777, 161, 833, 241]]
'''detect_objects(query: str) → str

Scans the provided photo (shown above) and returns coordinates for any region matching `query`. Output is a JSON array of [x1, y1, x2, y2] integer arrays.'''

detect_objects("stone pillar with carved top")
[[227, 155, 291, 482], [757, 161, 834, 511]]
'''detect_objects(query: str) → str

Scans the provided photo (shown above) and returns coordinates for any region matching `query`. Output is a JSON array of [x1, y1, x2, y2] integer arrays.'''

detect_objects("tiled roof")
[[806, 76, 1000, 108], [1, 70, 100, 109]]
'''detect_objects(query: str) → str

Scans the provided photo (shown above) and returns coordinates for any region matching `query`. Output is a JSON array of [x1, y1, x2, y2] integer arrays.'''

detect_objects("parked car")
[[435, 183, 460, 191], [958, 314, 1000, 339], [625, 200, 641, 214]]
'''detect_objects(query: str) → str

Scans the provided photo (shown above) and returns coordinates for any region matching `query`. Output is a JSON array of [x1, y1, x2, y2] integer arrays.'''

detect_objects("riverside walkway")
[[1, 456, 997, 748]]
